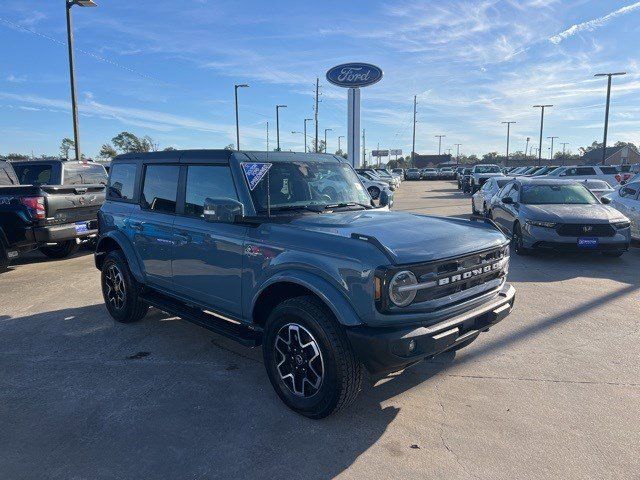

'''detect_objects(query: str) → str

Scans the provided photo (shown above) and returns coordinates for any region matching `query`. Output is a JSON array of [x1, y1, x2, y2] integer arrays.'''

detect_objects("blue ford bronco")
[[95, 150, 515, 418]]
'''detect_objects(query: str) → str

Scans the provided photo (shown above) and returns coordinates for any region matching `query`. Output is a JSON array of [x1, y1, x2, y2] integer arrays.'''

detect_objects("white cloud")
[[549, 2, 640, 44]]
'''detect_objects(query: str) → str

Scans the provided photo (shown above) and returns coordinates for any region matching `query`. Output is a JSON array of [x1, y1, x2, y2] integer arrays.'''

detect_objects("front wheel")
[[511, 223, 530, 256], [40, 240, 79, 259], [263, 296, 363, 419]]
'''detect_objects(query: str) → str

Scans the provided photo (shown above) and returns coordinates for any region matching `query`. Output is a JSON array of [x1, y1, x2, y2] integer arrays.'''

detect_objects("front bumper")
[[34, 220, 98, 243], [346, 283, 515, 374], [522, 224, 631, 252]]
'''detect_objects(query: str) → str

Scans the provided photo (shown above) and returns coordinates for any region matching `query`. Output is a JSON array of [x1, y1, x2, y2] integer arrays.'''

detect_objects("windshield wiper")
[[322, 202, 372, 210], [258, 204, 327, 214]]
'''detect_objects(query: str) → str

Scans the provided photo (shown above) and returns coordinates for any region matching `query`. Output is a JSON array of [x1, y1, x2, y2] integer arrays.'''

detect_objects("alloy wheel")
[[105, 264, 126, 310], [274, 323, 324, 398]]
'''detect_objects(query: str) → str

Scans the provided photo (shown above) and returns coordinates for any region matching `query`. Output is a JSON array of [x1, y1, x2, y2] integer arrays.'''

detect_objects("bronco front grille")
[[556, 224, 615, 237]]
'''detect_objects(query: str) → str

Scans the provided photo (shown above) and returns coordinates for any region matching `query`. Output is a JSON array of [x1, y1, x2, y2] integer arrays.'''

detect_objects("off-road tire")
[[40, 240, 80, 259], [101, 250, 148, 323], [263, 295, 363, 419]]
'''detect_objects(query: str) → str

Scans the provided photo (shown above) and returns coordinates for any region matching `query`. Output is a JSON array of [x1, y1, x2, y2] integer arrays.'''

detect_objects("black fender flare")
[[94, 231, 145, 282]]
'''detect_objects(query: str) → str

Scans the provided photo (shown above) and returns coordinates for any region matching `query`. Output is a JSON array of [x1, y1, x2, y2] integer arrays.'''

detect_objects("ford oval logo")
[[326, 63, 383, 88]]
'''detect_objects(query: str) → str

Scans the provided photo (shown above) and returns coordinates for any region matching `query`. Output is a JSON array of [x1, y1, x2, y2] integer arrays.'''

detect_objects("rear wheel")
[[263, 296, 363, 419], [101, 250, 148, 323], [0, 245, 9, 272], [40, 240, 79, 259]]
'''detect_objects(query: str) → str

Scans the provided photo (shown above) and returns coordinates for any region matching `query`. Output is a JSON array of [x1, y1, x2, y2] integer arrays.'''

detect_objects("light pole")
[[275, 104, 287, 151], [525, 137, 530, 157], [547, 136, 559, 162], [303, 118, 313, 153], [324, 128, 333, 153], [560, 142, 569, 165], [533, 105, 553, 166], [435, 135, 446, 155], [454, 143, 462, 165], [338, 135, 345, 153], [66, 0, 97, 163], [501, 121, 516, 167], [594, 72, 626, 165], [234, 84, 249, 150]]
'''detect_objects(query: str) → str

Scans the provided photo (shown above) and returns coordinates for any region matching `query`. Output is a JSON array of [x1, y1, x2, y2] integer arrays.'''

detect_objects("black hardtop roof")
[[112, 149, 345, 164]]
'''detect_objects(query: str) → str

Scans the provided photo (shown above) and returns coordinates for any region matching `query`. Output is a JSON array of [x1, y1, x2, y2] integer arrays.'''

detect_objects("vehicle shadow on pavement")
[[0, 303, 454, 480], [9, 248, 93, 267]]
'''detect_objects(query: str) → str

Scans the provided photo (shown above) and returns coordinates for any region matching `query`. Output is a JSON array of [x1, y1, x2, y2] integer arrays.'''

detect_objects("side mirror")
[[203, 198, 244, 223], [502, 197, 514, 205], [600, 196, 611, 204]]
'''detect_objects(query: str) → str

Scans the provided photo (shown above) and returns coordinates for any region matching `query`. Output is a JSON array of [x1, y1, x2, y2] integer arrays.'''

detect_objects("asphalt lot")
[[1, 180, 639, 480]]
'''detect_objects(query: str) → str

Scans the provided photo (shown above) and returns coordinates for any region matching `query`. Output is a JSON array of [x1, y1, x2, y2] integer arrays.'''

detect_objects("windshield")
[[584, 180, 611, 190], [249, 160, 371, 212], [521, 184, 597, 205], [474, 165, 500, 173], [545, 167, 564, 176]]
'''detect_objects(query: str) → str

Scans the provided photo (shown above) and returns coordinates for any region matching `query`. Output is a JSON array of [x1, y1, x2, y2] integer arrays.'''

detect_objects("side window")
[[107, 163, 137, 201], [497, 183, 513, 198], [576, 167, 596, 176], [563, 168, 577, 176], [184, 165, 238, 218], [81, 165, 108, 185], [510, 184, 520, 202], [141, 164, 180, 213], [481, 181, 491, 192], [600, 166, 617, 174]]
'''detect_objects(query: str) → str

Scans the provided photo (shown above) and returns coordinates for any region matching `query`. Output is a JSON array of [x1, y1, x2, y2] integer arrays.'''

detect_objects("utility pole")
[[525, 137, 530, 157], [560, 142, 569, 165], [66, 0, 98, 163], [338, 135, 344, 153], [411, 95, 417, 167], [533, 105, 553, 166], [435, 135, 446, 155], [314, 77, 320, 152], [501, 121, 516, 167], [594, 72, 626, 165], [377, 142, 380, 167], [362, 129, 366, 167], [275, 104, 287, 151], [234, 84, 249, 150], [266, 121, 269, 151], [303, 118, 312, 153], [454, 143, 462, 166], [547, 136, 559, 162]]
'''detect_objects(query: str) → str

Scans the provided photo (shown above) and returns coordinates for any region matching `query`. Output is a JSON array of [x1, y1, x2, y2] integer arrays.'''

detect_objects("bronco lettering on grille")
[[437, 261, 503, 286]]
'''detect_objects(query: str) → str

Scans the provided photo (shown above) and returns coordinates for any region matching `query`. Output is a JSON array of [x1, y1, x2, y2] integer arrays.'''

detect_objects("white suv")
[[546, 165, 621, 185]]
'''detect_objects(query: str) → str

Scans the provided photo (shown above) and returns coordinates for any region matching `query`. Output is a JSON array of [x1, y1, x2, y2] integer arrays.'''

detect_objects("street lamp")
[[275, 105, 287, 151], [234, 84, 249, 150], [338, 135, 345, 153], [547, 136, 559, 162], [594, 72, 626, 165], [501, 121, 516, 167], [66, 0, 97, 163], [324, 128, 333, 153], [533, 105, 553, 166], [454, 143, 462, 165], [435, 135, 446, 155], [303, 118, 313, 153]]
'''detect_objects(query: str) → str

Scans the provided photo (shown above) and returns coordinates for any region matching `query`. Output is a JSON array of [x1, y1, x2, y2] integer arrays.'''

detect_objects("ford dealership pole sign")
[[326, 63, 383, 168], [326, 63, 383, 88]]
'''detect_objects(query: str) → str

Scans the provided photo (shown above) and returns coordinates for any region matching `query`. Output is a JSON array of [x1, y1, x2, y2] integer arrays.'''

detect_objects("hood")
[[286, 210, 507, 264], [522, 204, 626, 223], [476, 173, 503, 179]]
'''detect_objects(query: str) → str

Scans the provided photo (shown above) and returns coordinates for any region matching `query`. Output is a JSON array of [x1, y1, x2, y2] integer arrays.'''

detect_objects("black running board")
[[141, 289, 261, 347]]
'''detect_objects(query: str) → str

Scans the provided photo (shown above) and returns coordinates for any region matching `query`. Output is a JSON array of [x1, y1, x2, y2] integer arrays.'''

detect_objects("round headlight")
[[389, 270, 417, 307]]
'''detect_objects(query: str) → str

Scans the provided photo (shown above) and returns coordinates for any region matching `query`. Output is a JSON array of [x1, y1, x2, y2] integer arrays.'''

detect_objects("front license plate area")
[[577, 237, 598, 248]]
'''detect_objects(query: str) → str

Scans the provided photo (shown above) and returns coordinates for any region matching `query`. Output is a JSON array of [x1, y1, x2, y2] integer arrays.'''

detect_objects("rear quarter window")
[[107, 163, 137, 201], [599, 167, 617, 174]]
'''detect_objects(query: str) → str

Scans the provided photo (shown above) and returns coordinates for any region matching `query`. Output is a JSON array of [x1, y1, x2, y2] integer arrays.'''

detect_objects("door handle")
[[174, 233, 191, 244], [130, 221, 144, 232]]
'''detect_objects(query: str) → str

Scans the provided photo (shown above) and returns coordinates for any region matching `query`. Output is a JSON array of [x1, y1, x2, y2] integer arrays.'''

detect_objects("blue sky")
[[1, 0, 639, 159]]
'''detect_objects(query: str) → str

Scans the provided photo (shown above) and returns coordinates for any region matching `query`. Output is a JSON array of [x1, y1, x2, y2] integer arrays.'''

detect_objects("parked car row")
[[0, 159, 107, 271], [403, 166, 457, 180]]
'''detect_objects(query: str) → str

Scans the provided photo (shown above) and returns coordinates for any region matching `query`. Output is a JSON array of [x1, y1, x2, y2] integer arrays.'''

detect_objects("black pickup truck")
[[0, 160, 107, 271]]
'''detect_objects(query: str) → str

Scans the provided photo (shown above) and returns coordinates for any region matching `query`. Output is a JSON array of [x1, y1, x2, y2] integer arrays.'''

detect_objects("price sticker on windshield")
[[241, 162, 273, 190]]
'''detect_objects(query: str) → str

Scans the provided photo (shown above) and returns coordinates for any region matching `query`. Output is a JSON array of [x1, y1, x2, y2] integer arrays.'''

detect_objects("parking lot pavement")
[[1, 180, 638, 480]]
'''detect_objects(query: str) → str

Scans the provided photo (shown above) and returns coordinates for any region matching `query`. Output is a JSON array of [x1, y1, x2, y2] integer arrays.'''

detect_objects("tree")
[[163, 146, 177, 151], [99, 143, 117, 159], [60, 138, 75, 160], [224, 144, 235, 150], [111, 132, 158, 154]]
